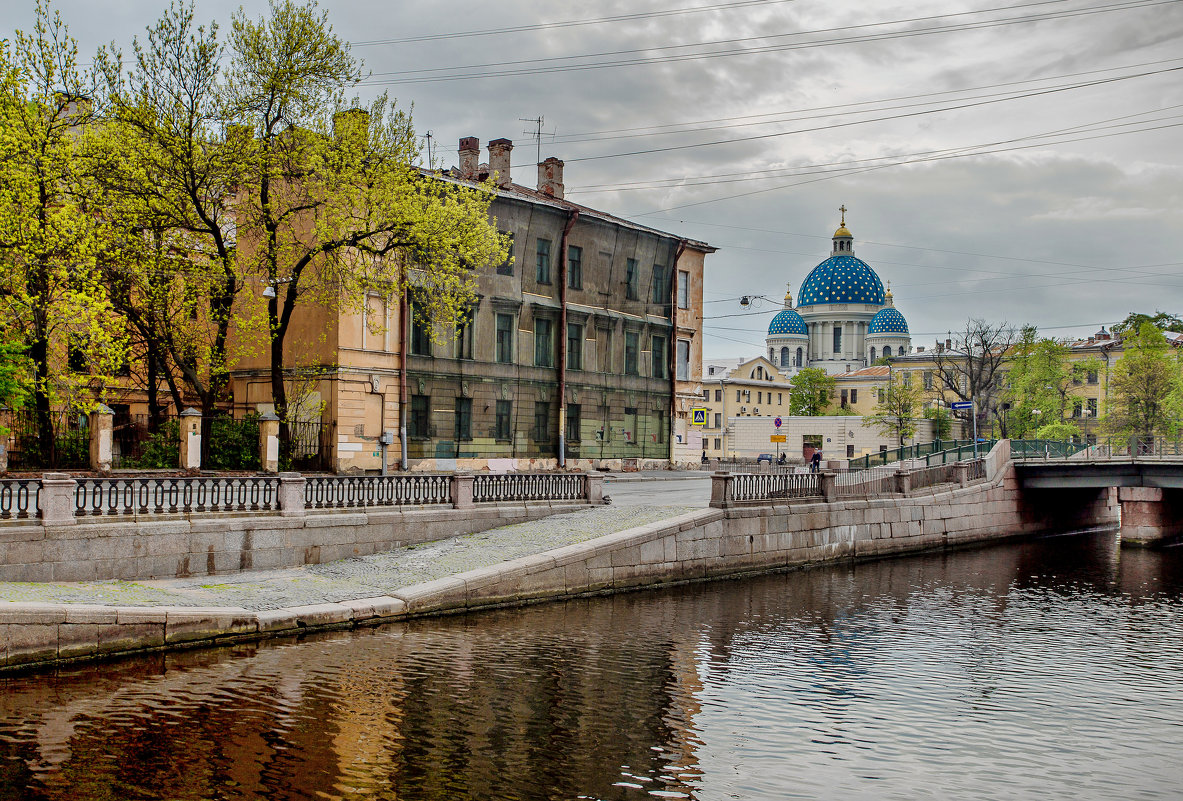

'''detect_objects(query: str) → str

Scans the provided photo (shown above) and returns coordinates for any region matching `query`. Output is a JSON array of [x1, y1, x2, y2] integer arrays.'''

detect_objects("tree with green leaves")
[[863, 371, 922, 446], [788, 368, 835, 416], [94, 1, 247, 429], [1112, 311, 1183, 337], [224, 0, 506, 454], [1103, 322, 1183, 441], [1003, 326, 1098, 439], [0, 2, 127, 464]]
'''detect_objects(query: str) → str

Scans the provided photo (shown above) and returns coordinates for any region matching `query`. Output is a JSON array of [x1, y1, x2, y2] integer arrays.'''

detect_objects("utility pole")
[[424, 130, 434, 168]]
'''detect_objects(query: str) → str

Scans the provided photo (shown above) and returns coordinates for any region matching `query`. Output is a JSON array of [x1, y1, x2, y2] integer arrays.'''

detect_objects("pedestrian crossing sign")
[[691, 408, 708, 426]]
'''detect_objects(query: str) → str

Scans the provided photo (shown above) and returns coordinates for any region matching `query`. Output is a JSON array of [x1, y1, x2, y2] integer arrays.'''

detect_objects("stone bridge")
[[1014, 459, 1183, 547]]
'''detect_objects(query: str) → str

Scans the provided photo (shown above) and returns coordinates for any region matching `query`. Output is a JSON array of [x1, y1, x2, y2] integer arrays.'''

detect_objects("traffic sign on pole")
[[774, 417, 782, 429], [950, 401, 973, 411]]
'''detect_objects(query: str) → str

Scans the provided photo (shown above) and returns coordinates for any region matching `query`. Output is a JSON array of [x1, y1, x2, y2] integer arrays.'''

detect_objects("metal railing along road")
[[1010, 436, 1183, 460], [910, 463, 957, 491], [731, 472, 821, 502], [0, 478, 40, 520], [833, 467, 897, 497], [925, 441, 999, 466], [473, 472, 585, 503], [849, 439, 980, 470], [304, 474, 451, 509], [74, 476, 280, 516]]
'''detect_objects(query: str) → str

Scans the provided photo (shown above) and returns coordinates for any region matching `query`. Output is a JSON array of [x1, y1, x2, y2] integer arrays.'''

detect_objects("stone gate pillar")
[[179, 408, 202, 470], [88, 404, 113, 472], [1118, 487, 1183, 547], [259, 412, 280, 473]]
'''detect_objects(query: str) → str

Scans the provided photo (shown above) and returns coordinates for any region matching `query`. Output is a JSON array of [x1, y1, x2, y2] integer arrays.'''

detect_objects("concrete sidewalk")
[[0, 504, 697, 612]]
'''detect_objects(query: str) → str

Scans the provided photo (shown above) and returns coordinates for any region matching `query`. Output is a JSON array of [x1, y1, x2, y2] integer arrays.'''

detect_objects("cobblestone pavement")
[[0, 504, 696, 611]]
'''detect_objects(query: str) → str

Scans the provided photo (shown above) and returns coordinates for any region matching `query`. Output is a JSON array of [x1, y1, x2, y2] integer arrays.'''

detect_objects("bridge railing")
[[925, 441, 999, 466], [1009, 437, 1183, 460], [849, 439, 979, 470], [833, 467, 898, 498]]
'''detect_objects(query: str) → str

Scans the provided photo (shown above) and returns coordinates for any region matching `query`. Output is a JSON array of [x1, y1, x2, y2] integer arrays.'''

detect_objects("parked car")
[[756, 453, 775, 465]]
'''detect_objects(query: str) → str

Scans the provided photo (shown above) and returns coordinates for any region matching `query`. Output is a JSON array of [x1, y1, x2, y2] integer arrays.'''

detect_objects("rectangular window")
[[651, 334, 666, 378], [533, 401, 550, 441], [736, 389, 741, 402], [840, 389, 849, 407], [625, 258, 639, 300], [1087, 370, 1099, 385], [567, 323, 583, 371], [535, 238, 551, 284], [850, 389, 858, 404], [652, 265, 666, 304], [624, 406, 638, 443], [410, 303, 432, 356], [714, 437, 721, 450], [496, 231, 514, 275], [715, 389, 722, 402], [1088, 397, 1098, 416], [495, 313, 515, 363], [677, 270, 690, 309], [676, 339, 690, 381], [832, 326, 842, 354], [410, 395, 430, 438], [495, 400, 512, 441], [777, 392, 782, 404], [702, 388, 710, 401], [566, 403, 581, 443], [923, 371, 933, 390], [454, 397, 472, 440], [534, 317, 554, 367], [454, 317, 473, 360], [567, 245, 582, 290], [714, 412, 721, 428], [1072, 400, 1083, 418], [625, 331, 639, 375]]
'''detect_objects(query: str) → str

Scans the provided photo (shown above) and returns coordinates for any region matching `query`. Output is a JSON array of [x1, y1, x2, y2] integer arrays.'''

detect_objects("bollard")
[[278, 471, 306, 517], [88, 404, 114, 472], [895, 470, 912, 496], [584, 472, 605, 504], [259, 412, 280, 473], [179, 408, 202, 470], [450, 473, 474, 509], [954, 461, 969, 488], [710, 471, 733, 509], [41, 472, 77, 527], [820, 471, 838, 503]]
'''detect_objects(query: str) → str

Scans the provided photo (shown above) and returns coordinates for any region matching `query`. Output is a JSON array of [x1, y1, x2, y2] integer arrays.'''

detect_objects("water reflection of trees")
[[0, 533, 1178, 800]]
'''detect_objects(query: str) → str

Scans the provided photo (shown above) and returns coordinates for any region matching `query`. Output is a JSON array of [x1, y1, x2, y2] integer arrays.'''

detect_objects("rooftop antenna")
[[520, 115, 547, 165], [424, 130, 434, 169]]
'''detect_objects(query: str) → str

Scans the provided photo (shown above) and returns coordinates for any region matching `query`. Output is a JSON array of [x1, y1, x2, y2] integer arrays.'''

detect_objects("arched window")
[[883, 346, 892, 357], [869, 347, 876, 362], [795, 347, 803, 367], [755, 367, 763, 380], [780, 346, 789, 366]]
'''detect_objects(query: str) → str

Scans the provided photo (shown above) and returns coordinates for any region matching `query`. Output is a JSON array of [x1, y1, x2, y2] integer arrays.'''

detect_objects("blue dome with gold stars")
[[768, 308, 808, 336], [797, 255, 885, 307], [868, 307, 909, 335]]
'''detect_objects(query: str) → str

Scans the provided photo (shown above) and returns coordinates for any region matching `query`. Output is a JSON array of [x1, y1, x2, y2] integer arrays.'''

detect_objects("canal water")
[[1, 530, 1181, 801]]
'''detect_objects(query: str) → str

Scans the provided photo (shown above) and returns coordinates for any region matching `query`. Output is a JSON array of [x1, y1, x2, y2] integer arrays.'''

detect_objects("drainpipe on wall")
[[670, 240, 687, 464], [399, 286, 409, 471], [557, 209, 579, 468]]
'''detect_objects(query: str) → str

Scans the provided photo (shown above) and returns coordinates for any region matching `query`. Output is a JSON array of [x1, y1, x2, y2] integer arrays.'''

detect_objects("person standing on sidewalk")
[[811, 450, 822, 473]]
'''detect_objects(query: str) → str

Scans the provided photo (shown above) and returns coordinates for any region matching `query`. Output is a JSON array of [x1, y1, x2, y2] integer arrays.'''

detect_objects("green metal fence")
[[849, 439, 980, 469]]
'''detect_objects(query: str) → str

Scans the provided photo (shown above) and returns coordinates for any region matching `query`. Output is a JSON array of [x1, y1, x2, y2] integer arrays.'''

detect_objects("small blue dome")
[[797, 255, 885, 306], [768, 308, 808, 336], [868, 307, 909, 335]]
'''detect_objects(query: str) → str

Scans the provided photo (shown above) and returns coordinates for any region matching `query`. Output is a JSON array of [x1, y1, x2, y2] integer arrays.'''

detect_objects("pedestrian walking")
[[810, 450, 822, 473]]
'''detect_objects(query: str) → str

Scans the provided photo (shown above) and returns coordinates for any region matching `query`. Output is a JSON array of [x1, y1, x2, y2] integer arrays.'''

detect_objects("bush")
[[127, 420, 180, 469], [204, 414, 261, 470]]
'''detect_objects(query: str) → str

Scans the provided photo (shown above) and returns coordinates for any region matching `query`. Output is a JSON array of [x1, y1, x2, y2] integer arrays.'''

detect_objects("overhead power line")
[[359, 0, 1173, 86]]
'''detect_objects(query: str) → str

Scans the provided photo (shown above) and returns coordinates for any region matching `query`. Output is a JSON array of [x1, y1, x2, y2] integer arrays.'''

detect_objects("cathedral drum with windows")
[[767, 209, 911, 375]]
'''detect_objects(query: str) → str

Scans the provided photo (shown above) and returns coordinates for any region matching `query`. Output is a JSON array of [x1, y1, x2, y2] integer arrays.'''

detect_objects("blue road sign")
[[950, 401, 973, 411]]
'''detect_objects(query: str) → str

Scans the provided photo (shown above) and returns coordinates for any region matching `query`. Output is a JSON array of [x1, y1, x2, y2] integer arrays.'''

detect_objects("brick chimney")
[[488, 138, 513, 188], [537, 156, 565, 199], [458, 136, 479, 179]]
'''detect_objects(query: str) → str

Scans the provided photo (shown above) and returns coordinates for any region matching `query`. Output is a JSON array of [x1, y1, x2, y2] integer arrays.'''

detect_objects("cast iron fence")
[[730, 472, 821, 502], [0, 478, 40, 520], [304, 474, 451, 509], [0, 409, 89, 470], [74, 476, 280, 516], [473, 472, 585, 503]]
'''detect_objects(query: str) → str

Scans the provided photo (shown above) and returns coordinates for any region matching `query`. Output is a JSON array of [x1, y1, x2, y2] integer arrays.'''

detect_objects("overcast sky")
[[6, 0, 1182, 359]]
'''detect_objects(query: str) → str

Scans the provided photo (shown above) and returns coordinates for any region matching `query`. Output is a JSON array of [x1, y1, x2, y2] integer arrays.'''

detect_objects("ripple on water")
[[0, 531, 1180, 800]]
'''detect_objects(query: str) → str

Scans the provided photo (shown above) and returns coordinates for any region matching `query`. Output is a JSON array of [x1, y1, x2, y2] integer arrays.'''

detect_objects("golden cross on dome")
[[839, 204, 847, 226]]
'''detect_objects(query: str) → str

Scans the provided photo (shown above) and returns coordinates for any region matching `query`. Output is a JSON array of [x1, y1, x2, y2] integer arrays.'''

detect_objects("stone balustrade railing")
[[710, 459, 985, 508], [1, 471, 606, 525]]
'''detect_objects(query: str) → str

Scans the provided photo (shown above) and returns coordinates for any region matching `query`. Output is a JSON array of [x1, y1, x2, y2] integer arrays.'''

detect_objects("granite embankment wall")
[[0, 443, 1119, 673], [0, 502, 589, 583]]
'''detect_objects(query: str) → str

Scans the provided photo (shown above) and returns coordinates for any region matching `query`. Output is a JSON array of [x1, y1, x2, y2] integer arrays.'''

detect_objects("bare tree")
[[930, 318, 1019, 438]]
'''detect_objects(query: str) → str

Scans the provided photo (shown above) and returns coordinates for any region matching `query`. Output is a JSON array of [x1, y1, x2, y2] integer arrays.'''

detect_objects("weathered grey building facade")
[[403, 137, 715, 470]]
